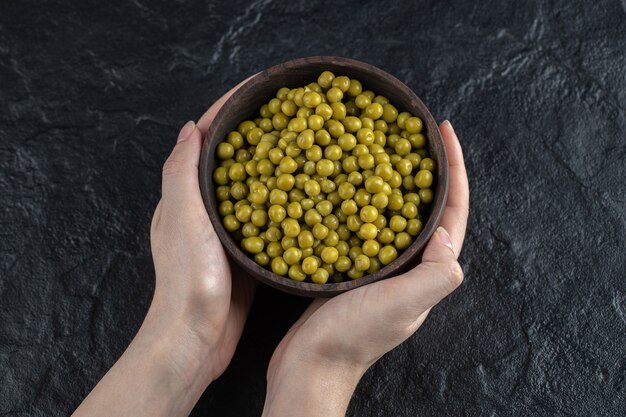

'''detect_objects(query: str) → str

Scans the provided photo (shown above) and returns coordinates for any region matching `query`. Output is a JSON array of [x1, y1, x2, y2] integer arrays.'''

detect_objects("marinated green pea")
[[420, 157, 436, 171], [213, 166, 229, 185], [330, 102, 347, 120], [307, 115, 324, 131], [342, 156, 359, 173], [356, 128, 374, 146], [323, 214, 339, 231], [278, 156, 297, 174], [296, 130, 315, 149], [396, 112, 411, 129], [311, 268, 329, 284], [316, 200, 333, 217], [254, 252, 270, 266], [315, 129, 332, 146], [288, 265, 306, 281], [304, 208, 322, 226], [268, 205, 286, 223], [302, 256, 319, 274], [418, 188, 434, 204], [395, 158, 412, 177], [312, 223, 329, 240], [271, 256, 289, 275], [290, 189, 306, 204], [272, 112, 289, 130], [304, 145, 322, 162], [303, 91, 322, 108], [355, 94, 371, 109], [240, 235, 262, 252], [335, 255, 352, 272], [381, 104, 398, 123], [389, 215, 407, 232], [229, 182, 247, 200], [227, 131, 244, 149], [378, 245, 398, 265], [360, 205, 379, 223], [269, 188, 289, 206], [218, 200, 234, 217], [326, 119, 345, 138], [406, 218, 423, 236], [266, 227, 282, 243], [320, 178, 336, 193], [283, 247, 302, 265], [326, 87, 343, 103], [374, 121, 388, 135], [301, 247, 314, 258], [321, 246, 339, 264], [235, 204, 253, 223], [317, 71, 335, 89], [250, 209, 267, 227], [266, 241, 283, 258], [288, 117, 307, 133], [363, 175, 384, 193], [223, 214, 240, 232], [364, 103, 384, 119], [338, 182, 356, 200], [374, 163, 393, 182], [354, 188, 371, 207], [304, 179, 321, 197], [354, 254, 371, 272], [332, 76, 351, 92], [371, 192, 389, 210], [362, 239, 380, 257], [359, 223, 378, 240], [276, 174, 295, 191], [404, 192, 420, 205], [358, 154, 375, 170], [395, 138, 412, 156], [378, 227, 395, 244], [343, 116, 362, 133], [324, 144, 343, 161], [287, 201, 303, 219], [394, 232, 412, 250], [401, 202, 418, 219], [347, 267, 364, 280], [408, 133, 426, 149], [217, 142, 235, 160], [315, 103, 333, 121], [404, 116, 423, 133], [268, 98, 282, 114], [281, 235, 298, 250], [338, 199, 356, 216], [313, 159, 332, 177], [414, 169, 433, 188], [227, 163, 245, 182], [347, 79, 362, 96], [282, 218, 300, 238], [338, 133, 357, 151]]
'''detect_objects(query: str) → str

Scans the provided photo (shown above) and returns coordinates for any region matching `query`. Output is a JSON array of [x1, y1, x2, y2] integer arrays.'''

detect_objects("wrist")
[[140, 301, 218, 387], [263, 354, 365, 417]]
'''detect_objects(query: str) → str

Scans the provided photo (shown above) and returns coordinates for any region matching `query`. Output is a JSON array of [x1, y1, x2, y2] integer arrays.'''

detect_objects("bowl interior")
[[199, 56, 448, 297]]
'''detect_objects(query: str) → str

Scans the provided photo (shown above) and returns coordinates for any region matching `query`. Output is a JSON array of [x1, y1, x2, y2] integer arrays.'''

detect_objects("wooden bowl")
[[199, 56, 448, 297]]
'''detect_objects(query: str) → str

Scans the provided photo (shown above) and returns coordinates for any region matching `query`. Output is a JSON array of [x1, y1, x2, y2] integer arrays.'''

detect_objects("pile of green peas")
[[213, 71, 436, 284]]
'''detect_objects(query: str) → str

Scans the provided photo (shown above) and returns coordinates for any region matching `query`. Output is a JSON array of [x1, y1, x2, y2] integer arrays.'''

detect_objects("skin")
[[73, 76, 469, 417]]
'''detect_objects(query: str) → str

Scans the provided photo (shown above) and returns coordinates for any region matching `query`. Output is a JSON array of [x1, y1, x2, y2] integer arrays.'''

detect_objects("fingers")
[[161, 121, 204, 203], [383, 227, 464, 317], [438, 121, 469, 257]]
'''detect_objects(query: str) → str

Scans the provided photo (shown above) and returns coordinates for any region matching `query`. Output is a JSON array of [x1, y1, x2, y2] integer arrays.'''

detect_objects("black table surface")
[[1, 0, 625, 415]]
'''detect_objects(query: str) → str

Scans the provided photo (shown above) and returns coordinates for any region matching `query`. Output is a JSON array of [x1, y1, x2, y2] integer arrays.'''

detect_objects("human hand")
[[73, 82, 257, 417], [149, 83, 258, 383], [262, 121, 469, 417]]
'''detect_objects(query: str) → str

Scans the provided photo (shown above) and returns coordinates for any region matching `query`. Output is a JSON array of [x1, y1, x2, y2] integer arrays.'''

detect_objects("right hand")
[[262, 120, 469, 417]]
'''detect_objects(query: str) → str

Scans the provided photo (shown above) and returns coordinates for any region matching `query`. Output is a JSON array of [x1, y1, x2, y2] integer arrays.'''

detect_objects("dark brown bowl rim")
[[199, 56, 448, 297]]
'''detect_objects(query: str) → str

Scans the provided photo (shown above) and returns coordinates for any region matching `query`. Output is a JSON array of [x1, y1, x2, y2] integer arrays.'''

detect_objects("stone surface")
[[1, 0, 625, 415]]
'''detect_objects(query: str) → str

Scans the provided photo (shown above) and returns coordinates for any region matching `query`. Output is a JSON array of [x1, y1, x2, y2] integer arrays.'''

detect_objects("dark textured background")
[[1, 0, 625, 415]]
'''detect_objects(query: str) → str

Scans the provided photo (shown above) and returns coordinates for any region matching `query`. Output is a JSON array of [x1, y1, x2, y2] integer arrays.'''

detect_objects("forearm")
[[262, 358, 364, 417], [72, 307, 214, 417]]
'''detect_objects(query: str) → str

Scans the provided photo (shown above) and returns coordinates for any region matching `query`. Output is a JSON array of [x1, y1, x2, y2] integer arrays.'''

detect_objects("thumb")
[[161, 120, 204, 204], [383, 226, 464, 318]]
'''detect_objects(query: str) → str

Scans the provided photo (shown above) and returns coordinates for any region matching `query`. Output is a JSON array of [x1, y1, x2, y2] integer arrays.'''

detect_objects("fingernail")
[[437, 226, 454, 251], [442, 120, 453, 130], [177, 121, 196, 143]]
